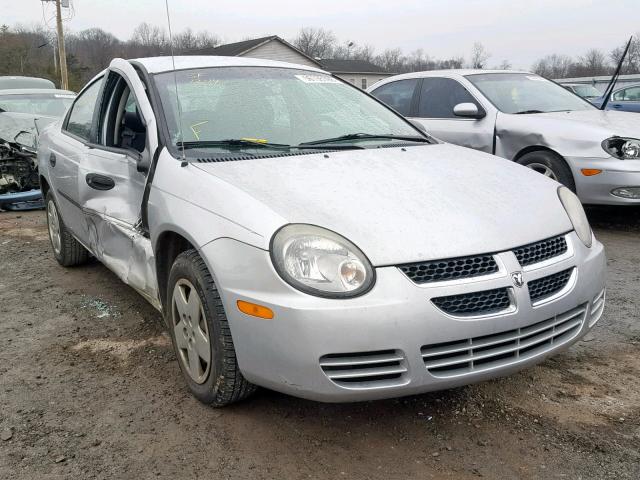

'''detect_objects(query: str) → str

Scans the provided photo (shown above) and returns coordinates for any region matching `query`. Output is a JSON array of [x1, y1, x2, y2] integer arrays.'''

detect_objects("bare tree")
[[576, 49, 610, 76], [531, 54, 574, 78], [375, 48, 406, 73], [292, 27, 336, 59], [469, 42, 490, 69], [172, 28, 220, 52], [496, 59, 512, 70], [610, 35, 640, 74]]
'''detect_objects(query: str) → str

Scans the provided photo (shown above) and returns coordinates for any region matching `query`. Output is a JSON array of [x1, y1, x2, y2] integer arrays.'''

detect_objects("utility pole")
[[54, 0, 69, 89]]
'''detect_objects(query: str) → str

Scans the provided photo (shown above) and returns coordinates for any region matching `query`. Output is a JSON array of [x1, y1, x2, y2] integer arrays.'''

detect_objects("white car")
[[369, 70, 640, 205]]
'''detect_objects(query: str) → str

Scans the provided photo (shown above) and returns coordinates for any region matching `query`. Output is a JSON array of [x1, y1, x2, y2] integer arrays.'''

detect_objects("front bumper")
[[568, 156, 640, 205], [201, 232, 606, 402]]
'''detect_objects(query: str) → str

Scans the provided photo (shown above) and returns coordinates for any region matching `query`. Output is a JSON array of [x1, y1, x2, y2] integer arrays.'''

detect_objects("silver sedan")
[[38, 57, 606, 406], [369, 70, 640, 205]]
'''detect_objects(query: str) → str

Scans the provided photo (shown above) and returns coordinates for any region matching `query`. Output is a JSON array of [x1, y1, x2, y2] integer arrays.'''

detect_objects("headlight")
[[557, 186, 592, 247], [602, 137, 640, 159], [270, 224, 375, 298]]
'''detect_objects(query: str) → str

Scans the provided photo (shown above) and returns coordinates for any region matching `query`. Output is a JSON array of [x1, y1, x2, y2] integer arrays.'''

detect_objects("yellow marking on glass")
[[190, 121, 209, 140]]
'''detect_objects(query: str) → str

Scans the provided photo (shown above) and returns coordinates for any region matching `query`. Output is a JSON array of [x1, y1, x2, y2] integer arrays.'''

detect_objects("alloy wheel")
[[171, 279, 211, 384], [526, 162, 558, 181], [47, 199, 62, 255]]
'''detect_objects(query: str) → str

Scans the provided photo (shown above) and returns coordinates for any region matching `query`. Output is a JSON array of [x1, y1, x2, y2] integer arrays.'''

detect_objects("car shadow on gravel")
[[586, 205, 640, 231]]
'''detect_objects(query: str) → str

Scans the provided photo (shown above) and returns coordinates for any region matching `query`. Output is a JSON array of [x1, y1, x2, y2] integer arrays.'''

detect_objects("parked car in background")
[[591, 83, 640, 113], [0, 76, 55, 90], [0, 88, 75, 210], [562, 83, 601, 100], [369, 70, 640, 204], [39, 56, 605, 406]]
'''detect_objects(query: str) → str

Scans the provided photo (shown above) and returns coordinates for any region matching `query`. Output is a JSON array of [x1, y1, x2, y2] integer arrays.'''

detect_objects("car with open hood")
[[0, 88, 75, 210], [369, 70, 640, 205], [37, 57, 606, 406]]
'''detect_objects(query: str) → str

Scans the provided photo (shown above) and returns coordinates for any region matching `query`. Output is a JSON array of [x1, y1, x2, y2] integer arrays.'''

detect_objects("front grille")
[[399, 254, 498, 284], [319, 350, 408, 388], [432, 288, 511, 316], [513, 235, 568, 267], [528, 268, 573, 303], [421, 304, 586, 377]]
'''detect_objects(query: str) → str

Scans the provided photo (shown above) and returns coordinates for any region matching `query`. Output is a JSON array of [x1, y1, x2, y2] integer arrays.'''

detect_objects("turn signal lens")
[[581, 169, 602, 176], [237, 300, 274, 319]]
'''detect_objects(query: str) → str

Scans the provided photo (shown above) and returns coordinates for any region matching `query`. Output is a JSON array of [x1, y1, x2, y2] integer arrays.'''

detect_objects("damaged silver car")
[[0, 88, 75, 210], [369, 70, 640, 204], [39, 57, 606, 406]]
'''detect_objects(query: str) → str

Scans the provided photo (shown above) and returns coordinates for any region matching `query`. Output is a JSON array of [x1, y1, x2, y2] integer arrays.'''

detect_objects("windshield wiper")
[[176, 139, 292, 150], [514, 110, 545, 114], [298, 133, 431, 146]]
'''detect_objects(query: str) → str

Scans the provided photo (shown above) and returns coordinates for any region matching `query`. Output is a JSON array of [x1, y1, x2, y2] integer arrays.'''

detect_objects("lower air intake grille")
[[528, 268, 574, 303], [513, 235, 568, 267], [398, 254, 498, 284], [421, 304, 587, 377], [432, 288, 511, 316], [319, 350, 407, 388]]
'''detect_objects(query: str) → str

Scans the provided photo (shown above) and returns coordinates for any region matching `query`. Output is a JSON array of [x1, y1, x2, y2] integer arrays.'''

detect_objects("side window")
[[370, 79, 419, 116], [615, 86, 640, 101], [417, 78, 482, 119], [64, 79, 103, 140], [100, 74, 147, 153]]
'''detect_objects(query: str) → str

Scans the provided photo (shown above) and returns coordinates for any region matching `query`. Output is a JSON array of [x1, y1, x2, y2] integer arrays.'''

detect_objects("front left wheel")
[[167, 249, 256, 407]]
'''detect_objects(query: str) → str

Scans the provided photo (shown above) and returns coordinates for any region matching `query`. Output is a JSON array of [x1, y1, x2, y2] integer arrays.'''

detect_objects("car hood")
[[496, 109, 640, 159], [193, 144, 572, 266], [0, 112, 57, 148]]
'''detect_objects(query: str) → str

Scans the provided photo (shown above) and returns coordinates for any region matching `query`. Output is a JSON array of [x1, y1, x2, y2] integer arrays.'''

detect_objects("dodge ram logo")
[[511, 271, 524, 288]]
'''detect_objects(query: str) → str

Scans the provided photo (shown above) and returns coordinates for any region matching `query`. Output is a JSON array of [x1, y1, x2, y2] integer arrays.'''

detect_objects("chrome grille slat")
[[319, 353, 405, 367], [320, 349, 408, 388], [421, 305, 587, 377], [324, 365, 408, 380]]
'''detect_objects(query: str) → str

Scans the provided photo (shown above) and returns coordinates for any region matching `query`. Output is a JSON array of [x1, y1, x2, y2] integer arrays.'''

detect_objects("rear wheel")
[[45, 191, 89, 267], [167, 249, 256, 407], [517, 150, 576, 192]]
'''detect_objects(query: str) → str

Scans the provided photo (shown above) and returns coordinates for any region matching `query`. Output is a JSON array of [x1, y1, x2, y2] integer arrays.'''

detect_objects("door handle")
[[49, 152, 56, 167], [613, 104, 622, 108], [86, 173, 115, 191]]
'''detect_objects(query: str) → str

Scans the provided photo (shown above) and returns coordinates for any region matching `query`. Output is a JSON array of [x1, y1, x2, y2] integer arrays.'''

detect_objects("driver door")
[[409, 77, 496, 153]]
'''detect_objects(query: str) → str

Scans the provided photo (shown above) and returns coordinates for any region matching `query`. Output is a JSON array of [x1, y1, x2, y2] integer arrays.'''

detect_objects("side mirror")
[[453, 102, 485, 119], [409, 119, 427, 133]]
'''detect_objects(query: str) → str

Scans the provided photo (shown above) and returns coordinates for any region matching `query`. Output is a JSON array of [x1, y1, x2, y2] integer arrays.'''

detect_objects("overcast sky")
[[5, 0, 638, 68]]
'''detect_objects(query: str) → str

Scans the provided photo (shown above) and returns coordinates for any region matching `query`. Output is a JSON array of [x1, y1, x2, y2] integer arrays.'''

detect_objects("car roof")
[[130, 55, 327, 74], [0, 76, 55, 89], [0, 88, 75, 96]]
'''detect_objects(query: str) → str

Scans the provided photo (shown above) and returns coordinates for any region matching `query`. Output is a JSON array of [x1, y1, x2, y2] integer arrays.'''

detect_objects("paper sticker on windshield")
[[295, 74, 340, 84], [526, 76, 545, 81], [54, 94, 76, 98]]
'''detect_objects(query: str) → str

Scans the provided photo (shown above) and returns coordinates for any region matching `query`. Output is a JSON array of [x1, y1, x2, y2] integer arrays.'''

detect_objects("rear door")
[[47, 77, 104, 241], [609, 86, 640, 113], [409, 77, 496, 153]]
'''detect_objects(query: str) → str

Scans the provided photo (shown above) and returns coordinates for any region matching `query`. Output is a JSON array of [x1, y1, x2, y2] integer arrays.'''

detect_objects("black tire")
[[45, 191, 89, 267], [517, 150, 576, 192], [167, 249, 256, 407]]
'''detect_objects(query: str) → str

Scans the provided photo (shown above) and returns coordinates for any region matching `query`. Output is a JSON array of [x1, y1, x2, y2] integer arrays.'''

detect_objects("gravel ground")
[[0, 207, 638, 479]]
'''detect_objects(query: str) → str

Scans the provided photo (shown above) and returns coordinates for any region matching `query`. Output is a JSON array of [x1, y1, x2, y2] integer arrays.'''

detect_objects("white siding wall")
[[333, 73, 392, 89], [242, 41, 319, 68]]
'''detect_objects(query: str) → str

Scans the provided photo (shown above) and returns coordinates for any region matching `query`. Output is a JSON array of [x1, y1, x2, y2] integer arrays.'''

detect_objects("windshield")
[[0, 93, 75, 117], [571, 85, 601, 98], [153, 67, 423, 154], [466, 73, 595, 114]]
